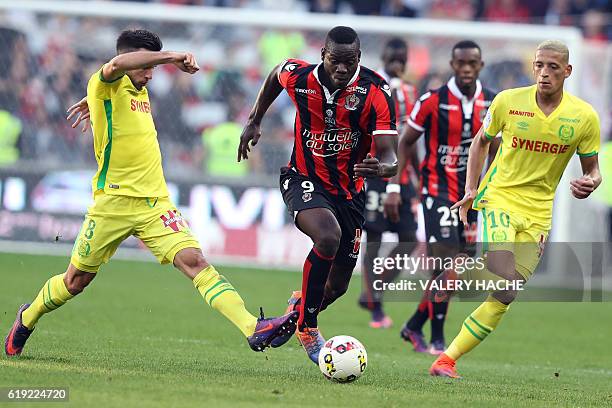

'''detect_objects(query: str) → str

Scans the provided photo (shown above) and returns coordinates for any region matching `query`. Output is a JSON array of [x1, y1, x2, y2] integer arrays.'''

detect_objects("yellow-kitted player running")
[[430, 40, 602, 378], [5, 29, 297, 357]]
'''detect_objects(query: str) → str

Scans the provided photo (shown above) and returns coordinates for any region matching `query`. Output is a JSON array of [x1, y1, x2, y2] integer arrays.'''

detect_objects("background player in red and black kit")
[[385, 40, 498, 355], [238, 26, 398, 364], [358, 38, 419, 329]]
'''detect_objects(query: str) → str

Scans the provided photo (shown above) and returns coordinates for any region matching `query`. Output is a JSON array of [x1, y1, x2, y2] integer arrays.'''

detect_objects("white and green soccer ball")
[[318, 335, 367, 383]]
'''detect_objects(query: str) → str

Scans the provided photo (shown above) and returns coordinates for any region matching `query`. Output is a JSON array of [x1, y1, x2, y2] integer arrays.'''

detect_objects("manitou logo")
[[160, 210, 187, 232], [508, 109, 534, 117]]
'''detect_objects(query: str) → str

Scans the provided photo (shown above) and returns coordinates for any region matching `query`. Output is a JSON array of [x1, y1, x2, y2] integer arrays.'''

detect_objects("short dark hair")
[[116, 29, 162, 53], [384, 37, 407, 51], [452, 40, 481, 58], [325, 26, 360, 49]]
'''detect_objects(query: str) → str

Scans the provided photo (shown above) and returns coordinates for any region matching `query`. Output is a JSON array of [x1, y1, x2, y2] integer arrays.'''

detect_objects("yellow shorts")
[[70, 192, 200, 273], [480, 207, 550, 280]]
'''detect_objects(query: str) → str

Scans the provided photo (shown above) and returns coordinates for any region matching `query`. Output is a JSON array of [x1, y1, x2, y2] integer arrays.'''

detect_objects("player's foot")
[[430, 353, 461, 379], [269, 291, 302, 348], [5, 304, 34, 356], [369, 310, 393, 329], [400, 326, 428, 353], [296, 327, 325, 364], [247, 308, 299, 352], [428, 339, 445, 355]]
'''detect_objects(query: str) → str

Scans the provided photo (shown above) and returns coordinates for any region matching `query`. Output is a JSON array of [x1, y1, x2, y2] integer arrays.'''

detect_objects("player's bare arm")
[[354, 135, 398, 179], [451, 126, 490, 225], [570, 155, 602, 199], [102, 50, 199, 82], [238, 64, 284, 162], [383, 124, 421, 222], [487, 137, 501, 169]]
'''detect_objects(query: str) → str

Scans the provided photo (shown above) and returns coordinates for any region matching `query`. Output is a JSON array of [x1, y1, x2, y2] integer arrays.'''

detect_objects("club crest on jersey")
[[302, 192, 312, 202], [77, 239, 91, 257], [558, 125, 575, 143], [491, 230, 508, 242], [344, 93, 360, 111], [160, 209, 187, 232]]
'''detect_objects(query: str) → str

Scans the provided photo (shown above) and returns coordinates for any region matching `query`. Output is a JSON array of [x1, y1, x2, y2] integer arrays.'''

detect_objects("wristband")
[[386, 184, 401, 194]]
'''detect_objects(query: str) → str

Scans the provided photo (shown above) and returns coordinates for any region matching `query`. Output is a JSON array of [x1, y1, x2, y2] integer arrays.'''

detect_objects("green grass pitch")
[[1, 252, 611, 407]]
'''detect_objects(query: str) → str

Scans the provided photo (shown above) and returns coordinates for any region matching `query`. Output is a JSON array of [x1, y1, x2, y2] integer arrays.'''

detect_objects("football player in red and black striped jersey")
[[385, 40, 499, 355], [238, 26, 398, 364], [359, 38, 420, 329]]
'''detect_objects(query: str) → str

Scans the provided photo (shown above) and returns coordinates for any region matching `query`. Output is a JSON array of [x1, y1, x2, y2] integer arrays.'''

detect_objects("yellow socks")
[[22, 273, 74, 329], [445, 294, 509, 360], [193, 265, 257, 337]]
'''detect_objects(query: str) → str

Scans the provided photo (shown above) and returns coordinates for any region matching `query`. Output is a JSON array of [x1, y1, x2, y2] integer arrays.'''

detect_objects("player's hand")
[[238, 121, 261, 162], [353, 153, 381, 178], [174, 52, 199, 74], [383, 192, 402, 223], [66, 96, 90, 133], [451, 188, 477, 227], [570, 175, 596, 199]]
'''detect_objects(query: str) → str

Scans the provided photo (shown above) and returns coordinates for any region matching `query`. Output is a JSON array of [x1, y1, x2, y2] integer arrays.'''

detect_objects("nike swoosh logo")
[[253, 323, 274, 334]]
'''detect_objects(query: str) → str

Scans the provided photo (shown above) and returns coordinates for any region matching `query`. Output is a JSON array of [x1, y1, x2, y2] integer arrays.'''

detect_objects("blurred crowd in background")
[[158, 0, 612, 40], [0, 0, 609, 184]]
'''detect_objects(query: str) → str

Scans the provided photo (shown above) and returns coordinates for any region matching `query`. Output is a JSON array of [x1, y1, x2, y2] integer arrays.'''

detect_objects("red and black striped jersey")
[[369, 73, 418, 184], [408, 77, 496, 203], [278, 59, 397, 200]]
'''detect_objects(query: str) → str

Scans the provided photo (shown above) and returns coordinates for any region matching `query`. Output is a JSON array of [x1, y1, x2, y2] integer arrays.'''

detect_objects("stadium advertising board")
[[0, 169, 311, 267]]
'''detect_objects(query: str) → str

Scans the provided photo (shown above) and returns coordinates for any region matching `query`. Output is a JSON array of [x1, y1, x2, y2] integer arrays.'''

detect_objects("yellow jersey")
[[87, 66, 168, 198], [475, 85, 600, 223]]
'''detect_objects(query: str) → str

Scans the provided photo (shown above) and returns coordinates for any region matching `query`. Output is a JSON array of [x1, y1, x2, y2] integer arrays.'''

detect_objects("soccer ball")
[[318, 335, 367, 383]]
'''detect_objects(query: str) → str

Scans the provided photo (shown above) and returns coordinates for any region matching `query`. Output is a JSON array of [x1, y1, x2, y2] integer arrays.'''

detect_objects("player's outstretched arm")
[[102, 51, 199, 82], [570, 155, 602, 199], [452, 126, 491, 226], [383, 125, 421, 222], [238, 64, 284, 162]]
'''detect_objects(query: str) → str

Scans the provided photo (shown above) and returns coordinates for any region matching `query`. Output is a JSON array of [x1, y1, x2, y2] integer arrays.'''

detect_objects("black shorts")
[[279, 167, 365, 267], [422, 194, 477, 255], [363, 177, 417, 234]]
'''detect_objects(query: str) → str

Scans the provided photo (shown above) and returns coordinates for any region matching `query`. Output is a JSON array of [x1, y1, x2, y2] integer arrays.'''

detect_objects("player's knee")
[[315, 229, 341, 258], [492, 289, 517, 304], [174, 248, 210, 276], [64, 268, 96, 295]]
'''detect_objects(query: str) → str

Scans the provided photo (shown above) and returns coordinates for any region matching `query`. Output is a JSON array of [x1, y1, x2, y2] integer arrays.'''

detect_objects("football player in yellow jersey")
[[429, 40, 602, 378], [5, 29, 298, 357]]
